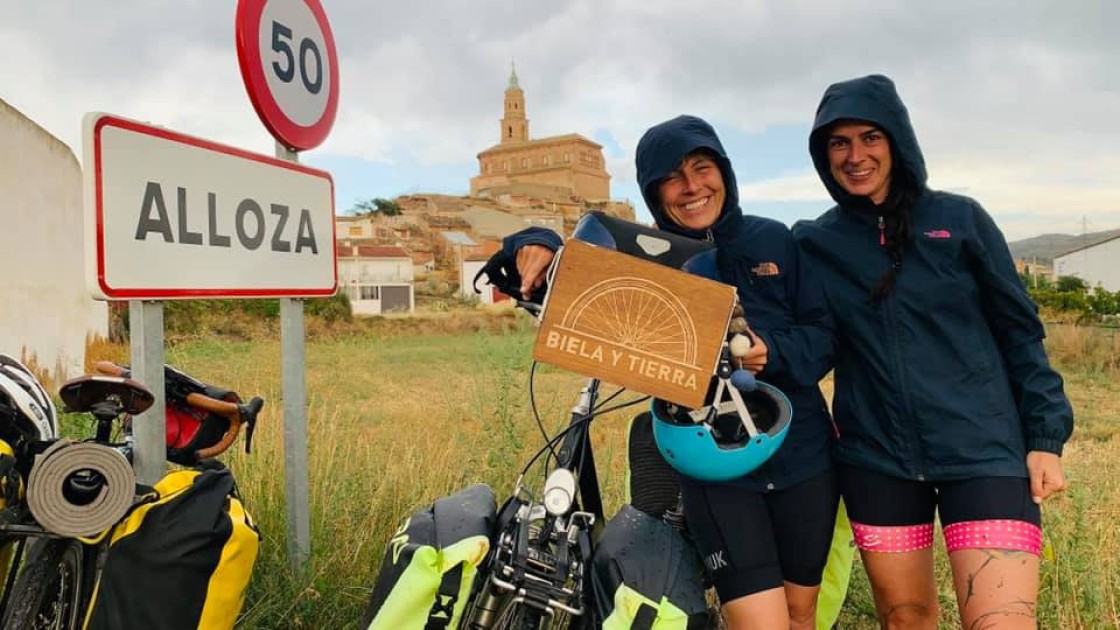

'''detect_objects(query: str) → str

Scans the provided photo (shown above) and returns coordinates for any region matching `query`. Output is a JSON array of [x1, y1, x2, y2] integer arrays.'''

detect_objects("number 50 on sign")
[[236, 0, 340, 151]]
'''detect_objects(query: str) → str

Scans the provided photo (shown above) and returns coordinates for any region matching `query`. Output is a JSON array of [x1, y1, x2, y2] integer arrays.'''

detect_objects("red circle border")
[[235, 0, 340, 151]]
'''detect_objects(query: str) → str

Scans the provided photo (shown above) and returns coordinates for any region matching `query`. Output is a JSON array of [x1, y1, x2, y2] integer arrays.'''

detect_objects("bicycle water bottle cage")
[[571, 211, 720, 280], [650, 378, 792, 482]]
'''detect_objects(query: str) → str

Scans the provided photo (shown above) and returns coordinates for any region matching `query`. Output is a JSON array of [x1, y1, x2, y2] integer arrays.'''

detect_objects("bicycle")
[[456, 214, 793, 629], [458, 301, 624, 629], [0, 356, 262, 630]]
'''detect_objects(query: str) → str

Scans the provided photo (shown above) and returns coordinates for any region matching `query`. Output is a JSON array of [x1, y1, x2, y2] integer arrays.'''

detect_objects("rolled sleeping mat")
[[27, 440, 135, 537]]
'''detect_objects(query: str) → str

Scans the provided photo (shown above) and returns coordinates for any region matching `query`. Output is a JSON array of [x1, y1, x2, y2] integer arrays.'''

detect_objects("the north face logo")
[[751, 262, 780, 277]]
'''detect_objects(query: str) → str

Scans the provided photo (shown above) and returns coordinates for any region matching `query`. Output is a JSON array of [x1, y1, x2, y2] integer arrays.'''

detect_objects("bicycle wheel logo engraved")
[[559, 277, 699, 366]]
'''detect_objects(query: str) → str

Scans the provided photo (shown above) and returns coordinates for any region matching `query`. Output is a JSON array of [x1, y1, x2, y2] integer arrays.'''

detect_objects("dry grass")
[[81, 321, 1119, 629]]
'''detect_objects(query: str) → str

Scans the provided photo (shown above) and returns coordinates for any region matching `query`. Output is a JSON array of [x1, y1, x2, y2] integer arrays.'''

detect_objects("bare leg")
[[949, 548, 1038, 629], [721, 586, 791, 630], [784, 582, 821, 630], [860, 548, 939, 629]]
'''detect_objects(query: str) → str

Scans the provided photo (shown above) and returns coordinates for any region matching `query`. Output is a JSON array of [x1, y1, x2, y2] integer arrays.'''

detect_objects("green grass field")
[[86, 316, 1120, 629]]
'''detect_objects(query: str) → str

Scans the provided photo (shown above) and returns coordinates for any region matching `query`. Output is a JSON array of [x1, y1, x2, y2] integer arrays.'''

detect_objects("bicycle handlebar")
[[187, 394, 263, 459], [92, 360, 261, 460], [514, 299, 543, 317]]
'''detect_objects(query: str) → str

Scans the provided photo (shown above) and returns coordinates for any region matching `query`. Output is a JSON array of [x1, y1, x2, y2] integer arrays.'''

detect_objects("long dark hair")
[[870, 161, 920, 302]]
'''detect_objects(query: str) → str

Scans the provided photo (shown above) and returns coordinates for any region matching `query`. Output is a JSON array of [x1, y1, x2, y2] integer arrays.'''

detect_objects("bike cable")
[[528, 361, 560, 466], [574, 393, 650, 489], [518, 394, 650, 478]]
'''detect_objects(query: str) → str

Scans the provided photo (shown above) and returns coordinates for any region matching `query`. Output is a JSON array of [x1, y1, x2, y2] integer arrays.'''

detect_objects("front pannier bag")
[[83, 467, 260, 630], [361, 483, 496, 629], [592, 504, 711, 629]]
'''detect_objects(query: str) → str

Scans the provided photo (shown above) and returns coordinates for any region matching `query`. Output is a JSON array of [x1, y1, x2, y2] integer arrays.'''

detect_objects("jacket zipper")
[[880, 246, 925, 480], [878, 215, 885, 246]]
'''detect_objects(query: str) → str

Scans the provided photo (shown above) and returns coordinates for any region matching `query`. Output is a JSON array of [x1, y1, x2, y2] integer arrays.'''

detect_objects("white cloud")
[[739, 173, 831, 204], [1, 0, 1116, 239]]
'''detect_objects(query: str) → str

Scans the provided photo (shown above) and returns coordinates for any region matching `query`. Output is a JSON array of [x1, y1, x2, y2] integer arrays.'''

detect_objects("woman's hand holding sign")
[[728, 305, 768, 374]]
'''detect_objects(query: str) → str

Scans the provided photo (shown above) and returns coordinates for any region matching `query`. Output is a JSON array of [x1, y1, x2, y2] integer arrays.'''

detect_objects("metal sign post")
[[236, 0, 340, 576], [276, 142, 311, 573], [128, 301, 166, 485]]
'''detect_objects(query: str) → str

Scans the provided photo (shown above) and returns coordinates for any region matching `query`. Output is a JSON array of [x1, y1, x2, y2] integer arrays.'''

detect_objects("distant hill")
[[1008, 229, 1120, 265]]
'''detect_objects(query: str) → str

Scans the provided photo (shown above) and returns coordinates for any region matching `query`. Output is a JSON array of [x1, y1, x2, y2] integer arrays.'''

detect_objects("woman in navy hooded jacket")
[[793, 75, 1073, 629], [507, 115, 839, 629]]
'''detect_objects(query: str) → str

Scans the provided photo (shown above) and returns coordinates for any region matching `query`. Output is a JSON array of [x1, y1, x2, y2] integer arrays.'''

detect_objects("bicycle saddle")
[[59, 375, 154, 416]]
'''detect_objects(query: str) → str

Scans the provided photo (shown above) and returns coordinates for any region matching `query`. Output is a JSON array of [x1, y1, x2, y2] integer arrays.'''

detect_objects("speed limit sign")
[[236, 0, 340, 151]]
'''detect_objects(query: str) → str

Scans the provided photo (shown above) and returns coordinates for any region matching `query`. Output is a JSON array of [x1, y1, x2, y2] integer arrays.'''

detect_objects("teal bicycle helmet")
[[650, 377, 791, 482]]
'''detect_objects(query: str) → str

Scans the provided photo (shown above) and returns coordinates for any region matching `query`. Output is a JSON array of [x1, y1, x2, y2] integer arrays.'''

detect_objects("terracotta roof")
[[339, 245, 411, 259]]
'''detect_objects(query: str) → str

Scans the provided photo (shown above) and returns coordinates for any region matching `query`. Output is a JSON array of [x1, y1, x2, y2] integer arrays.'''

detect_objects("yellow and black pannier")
[[83, 466, 259, 630]]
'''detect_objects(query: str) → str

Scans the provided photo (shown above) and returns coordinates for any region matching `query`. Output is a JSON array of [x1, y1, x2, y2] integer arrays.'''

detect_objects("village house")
[[336, 242, 415, 315], [1053, 235, 1120, 292]]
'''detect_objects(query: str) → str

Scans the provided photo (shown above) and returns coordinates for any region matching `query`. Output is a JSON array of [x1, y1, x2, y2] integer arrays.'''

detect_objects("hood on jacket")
[[808, 74, 928, 207], [635, 115, 740, 237]]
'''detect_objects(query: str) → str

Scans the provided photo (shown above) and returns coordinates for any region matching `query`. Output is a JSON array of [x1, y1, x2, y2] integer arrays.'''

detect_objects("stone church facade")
[[469, 66, 612, 202]]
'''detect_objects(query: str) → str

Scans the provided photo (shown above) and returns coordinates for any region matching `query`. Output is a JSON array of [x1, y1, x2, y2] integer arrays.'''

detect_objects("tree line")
[[1024, 274, 1120, 321]]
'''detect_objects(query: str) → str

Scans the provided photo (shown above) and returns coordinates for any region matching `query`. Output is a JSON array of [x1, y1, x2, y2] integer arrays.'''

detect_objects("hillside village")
[[332, 66, 635, 315]]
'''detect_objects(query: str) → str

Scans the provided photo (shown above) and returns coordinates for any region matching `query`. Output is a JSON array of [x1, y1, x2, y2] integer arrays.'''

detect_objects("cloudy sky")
[[3, 0, 1117, 241]]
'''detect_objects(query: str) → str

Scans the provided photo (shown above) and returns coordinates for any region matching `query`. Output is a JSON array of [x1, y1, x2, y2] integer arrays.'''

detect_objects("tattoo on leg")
[[963, 551, 997, 609], [962, 549, 1032, 609], [967, 599, 1036, 630]]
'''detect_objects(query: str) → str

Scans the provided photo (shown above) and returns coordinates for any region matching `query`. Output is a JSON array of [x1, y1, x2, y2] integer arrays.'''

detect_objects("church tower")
[[500, 62, 529, 144], [472, 64, 626, 217]]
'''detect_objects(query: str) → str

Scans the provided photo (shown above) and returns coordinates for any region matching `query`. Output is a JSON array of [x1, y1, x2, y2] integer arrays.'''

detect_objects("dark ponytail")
[[869, 166, 919, 302]]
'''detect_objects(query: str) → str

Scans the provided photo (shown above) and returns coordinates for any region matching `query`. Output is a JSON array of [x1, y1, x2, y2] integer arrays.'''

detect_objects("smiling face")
[[826, 121, 893, 204], [658, 152, 726, 231]]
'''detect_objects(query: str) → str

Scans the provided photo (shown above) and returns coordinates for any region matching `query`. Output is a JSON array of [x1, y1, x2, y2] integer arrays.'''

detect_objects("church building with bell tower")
[[470, 64, 613, 203]]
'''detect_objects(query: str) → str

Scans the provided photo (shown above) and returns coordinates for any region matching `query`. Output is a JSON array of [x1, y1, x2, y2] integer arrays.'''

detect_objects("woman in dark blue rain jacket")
[[506, 115, 839, 629], [793, 74, 1074, 629]]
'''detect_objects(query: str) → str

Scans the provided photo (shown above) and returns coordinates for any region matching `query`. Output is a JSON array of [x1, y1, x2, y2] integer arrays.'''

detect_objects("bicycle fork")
[[464, 380, 604, 628], [466, 505, 594, 628]]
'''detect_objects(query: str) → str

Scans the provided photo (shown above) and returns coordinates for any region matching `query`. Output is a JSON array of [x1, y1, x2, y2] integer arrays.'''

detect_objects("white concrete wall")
[[461, 259, 493, 303], [1053, 237, 1120, 292], [1, 98, 107, 379], [337, 257, 413, 284]]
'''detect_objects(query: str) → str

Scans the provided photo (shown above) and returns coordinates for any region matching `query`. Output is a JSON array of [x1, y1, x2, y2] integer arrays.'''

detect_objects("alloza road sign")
[[83, 113, 337, 300]]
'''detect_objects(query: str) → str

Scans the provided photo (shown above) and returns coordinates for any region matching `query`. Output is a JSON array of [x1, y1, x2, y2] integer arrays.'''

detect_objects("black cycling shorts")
[[680, 468, 840, 602], [838, 464, 1042, 554], [838, 464, 1041, 527]]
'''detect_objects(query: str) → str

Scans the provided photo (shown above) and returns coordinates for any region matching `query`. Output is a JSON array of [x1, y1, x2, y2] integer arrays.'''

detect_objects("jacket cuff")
[[1027, 437, 1065, 456], [753, 330, 783, 378]]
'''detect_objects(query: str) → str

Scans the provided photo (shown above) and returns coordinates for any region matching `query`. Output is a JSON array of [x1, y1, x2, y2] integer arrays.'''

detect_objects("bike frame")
[[464, 373, 623, 629], [0, 369, 261, 630]]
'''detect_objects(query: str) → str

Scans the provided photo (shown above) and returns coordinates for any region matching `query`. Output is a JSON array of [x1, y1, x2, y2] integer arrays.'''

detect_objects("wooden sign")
[[533, 239, 737, 408]]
